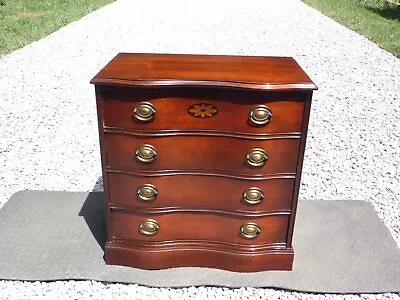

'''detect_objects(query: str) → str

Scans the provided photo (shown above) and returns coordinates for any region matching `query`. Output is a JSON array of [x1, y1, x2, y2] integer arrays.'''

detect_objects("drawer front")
[[104, 134, 300, 175], [108, 172, 294, 212], [110, 212, 289, 246], [100, 87, 305, 134]]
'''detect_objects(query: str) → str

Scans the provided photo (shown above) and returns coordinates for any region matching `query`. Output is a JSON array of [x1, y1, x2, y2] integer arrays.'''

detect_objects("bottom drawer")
[[110, 211, 289, 246]]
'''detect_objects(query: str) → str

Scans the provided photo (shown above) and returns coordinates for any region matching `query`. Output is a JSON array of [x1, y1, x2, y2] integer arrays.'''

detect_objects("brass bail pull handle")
[[133, 102, 156, 122], [139, 219, 160, 236], [242, 187, 264, 205], [137, 184, 158, 202], [246, 148, 268, 167], [135, 144, 157, 163], [240, 223, 261, 239], [248, 106, 272, 126]]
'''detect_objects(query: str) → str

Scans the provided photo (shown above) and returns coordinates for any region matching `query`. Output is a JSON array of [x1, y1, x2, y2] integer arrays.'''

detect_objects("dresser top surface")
[[91, 53, 317, 91]]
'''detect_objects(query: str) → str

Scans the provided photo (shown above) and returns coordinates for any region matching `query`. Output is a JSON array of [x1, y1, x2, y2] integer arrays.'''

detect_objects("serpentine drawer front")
[[91, 53, 317, 272], [104, 134, 300, 175], [107, 173, 295, 212], [111, 212, 290, 246]]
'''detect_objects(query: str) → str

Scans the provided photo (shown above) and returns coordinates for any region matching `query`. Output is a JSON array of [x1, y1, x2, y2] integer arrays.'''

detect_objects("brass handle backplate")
[[248, 106, 272, 126], [135, 144, 157, 163], [240, 223, 261, 239], [139, 219, 160, 236], [133, 102, 156, 122], [137, 184, 158, 202], [242, 187, 264, 205], [246, 148, 268, 167]]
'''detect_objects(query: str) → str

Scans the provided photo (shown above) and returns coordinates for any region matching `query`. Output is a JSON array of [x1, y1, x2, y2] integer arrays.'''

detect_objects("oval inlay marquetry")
[[188, 103, 218, 118]]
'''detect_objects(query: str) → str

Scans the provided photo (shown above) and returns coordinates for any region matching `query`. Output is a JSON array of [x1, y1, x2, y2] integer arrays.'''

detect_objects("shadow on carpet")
[[0, 190, 399, 293]]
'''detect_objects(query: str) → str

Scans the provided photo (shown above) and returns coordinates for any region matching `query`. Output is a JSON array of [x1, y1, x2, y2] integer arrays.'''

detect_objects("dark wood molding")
[[106, 240, 294, 272], [104, 127, 302, 140], [110, 239, 288, 252], [110, 206, 291, 217], [107, 169, 297, 180], [91, 78, 316, 91]]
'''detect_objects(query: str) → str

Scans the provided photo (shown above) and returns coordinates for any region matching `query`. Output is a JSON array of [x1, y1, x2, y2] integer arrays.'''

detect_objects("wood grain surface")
[[101, 86, 305, 134], [91, 53, 317, 91], [104, 134, 300, 175], [107, 172, 295, 212], [106, 240, 294, 271], [92, 53, 315, 271], [110, 211, 290, 246]]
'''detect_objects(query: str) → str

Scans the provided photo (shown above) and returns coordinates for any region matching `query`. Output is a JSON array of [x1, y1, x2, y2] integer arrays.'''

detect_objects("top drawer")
[[99, 87, 305, 134]]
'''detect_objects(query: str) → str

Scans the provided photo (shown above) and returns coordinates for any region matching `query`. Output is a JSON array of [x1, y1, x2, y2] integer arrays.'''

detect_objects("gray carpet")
[[0, 190, 399, 293]]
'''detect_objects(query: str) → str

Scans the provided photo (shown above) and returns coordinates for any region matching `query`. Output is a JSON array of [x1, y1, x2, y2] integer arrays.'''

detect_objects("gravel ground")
[[0, 0, 399, 299]]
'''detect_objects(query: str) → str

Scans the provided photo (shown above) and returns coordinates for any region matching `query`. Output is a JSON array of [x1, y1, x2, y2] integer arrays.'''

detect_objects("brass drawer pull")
[[139, 219, 160, 236], [137, 184, 158, 202], [133, 102, 156, 122], [240, 223, 261, 239], [135, 144, 157, 163], [248, 106, 272, 126], [246, 148, 268, 167], [242, 187, 264, 205]]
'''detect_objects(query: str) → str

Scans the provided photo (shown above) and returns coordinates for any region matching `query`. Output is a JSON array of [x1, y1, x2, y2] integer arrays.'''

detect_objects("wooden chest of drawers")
[[91, 53, 317, 272]]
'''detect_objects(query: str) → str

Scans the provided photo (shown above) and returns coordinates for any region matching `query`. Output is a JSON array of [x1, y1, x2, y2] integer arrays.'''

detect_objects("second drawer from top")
[[104, 134, 300, 175]]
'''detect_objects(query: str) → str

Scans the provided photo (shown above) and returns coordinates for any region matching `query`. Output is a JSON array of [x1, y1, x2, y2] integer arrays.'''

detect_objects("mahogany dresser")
[[91, 53, 317, 272]]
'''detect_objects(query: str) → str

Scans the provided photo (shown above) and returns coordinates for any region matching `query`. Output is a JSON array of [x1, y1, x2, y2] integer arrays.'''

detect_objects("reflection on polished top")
[[91, 53, 317, 90]]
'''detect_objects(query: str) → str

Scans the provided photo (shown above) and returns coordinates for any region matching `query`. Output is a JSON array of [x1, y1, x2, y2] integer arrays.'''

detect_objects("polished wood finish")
[[287, 91, 313, 248], [91, 53, 316, 272], [101, 87, 305, 134], [106, 241, 294, 271], [107, 172, 295, 212], [110, 212, 289, 246], [104, 134, 300, 175], [91, 53, 317, 91]]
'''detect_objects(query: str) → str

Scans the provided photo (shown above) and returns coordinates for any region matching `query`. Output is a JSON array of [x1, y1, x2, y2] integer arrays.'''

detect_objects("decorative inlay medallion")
[[188, 103, 218, 118]]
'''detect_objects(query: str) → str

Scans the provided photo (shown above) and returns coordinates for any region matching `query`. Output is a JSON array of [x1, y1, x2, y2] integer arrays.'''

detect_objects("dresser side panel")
[[287, 91, 313, 247], [95, 85, 112, 242]]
